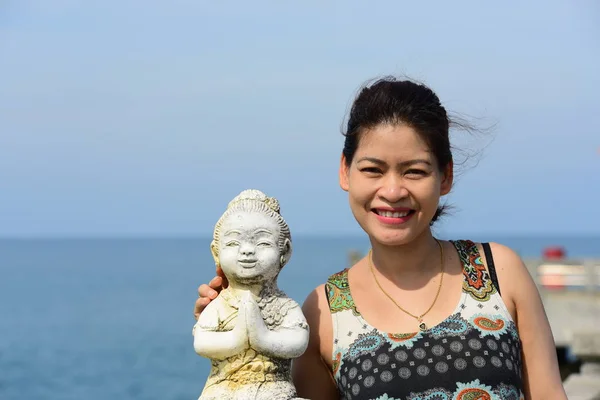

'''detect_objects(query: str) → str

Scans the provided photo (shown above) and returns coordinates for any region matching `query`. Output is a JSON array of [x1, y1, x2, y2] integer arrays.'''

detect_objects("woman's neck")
[[369, 229, 442, 286]]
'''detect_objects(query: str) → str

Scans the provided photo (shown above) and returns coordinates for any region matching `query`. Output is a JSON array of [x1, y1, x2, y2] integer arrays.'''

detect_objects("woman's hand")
[[194, 266, 229, 320]]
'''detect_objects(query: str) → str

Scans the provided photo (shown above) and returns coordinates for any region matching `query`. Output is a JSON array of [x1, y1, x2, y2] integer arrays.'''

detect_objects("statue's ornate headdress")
[[226, 189, 280, 214]]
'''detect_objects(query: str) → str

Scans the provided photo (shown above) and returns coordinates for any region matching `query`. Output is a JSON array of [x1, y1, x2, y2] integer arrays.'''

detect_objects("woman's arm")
[[292, 285, 339, 400], [488, 242, 567, 400]]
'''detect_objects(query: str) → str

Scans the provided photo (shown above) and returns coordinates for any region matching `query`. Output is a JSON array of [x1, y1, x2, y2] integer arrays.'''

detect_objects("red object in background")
[[543, 246, 566, 260]]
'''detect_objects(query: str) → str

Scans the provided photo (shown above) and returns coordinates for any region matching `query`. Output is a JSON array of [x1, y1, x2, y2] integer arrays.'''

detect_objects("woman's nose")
[[379, 175, 409, 203]]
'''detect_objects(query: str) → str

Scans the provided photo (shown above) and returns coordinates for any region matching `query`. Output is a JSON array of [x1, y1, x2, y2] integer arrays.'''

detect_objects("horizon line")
[[0, 232, 598, 240]]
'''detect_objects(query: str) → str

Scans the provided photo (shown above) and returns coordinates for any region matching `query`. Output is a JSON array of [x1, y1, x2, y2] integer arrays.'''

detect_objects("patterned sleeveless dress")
[[324, 240, 524, 400]]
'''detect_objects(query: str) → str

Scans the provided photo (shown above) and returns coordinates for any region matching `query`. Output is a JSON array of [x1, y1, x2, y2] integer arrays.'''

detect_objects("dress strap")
[[482, 242, 502, 297], [451, 239, 499, 302], [324, 268, 364, 376], [324, 269, 360, 316]]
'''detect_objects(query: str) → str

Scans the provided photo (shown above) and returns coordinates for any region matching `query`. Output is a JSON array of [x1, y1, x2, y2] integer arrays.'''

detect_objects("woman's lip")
[[372, 207, 413, 212], [372, 209, 415, 225]]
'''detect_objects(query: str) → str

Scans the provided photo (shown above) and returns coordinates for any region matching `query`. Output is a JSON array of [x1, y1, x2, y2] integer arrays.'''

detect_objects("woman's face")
[[339, 124, 452, 246]]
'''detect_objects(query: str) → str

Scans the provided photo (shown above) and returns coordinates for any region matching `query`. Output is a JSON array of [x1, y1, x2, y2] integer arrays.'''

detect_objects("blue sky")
[[1, 1, 599, 237]]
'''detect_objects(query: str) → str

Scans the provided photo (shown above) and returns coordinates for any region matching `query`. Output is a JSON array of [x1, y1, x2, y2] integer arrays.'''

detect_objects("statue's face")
[[218, 210, 284, 284]]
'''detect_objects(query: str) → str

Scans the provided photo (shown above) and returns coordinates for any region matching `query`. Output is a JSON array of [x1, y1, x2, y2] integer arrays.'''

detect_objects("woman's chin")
[[372, 235, 414, 247], [367, 223, 430, 247]]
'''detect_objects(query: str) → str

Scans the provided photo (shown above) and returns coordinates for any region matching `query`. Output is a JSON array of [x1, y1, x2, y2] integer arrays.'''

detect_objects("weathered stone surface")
[[526, 260, 600, 348], [562, 331, 600, 400], [562, 364, 600, 400], [571, 332, 600, 359], [192, 189, 309, 400]]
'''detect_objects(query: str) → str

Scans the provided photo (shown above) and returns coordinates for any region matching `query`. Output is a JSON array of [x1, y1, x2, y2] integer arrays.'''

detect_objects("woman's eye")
[[406, 169, 427, 176], [360, 167, 382, 174]]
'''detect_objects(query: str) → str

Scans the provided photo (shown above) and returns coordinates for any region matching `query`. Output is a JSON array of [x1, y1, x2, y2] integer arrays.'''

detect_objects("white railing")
[[536, 261, 600, 291]]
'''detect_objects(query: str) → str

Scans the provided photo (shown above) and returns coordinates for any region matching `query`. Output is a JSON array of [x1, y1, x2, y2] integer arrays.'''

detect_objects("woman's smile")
[[372, 207, 416, 225]]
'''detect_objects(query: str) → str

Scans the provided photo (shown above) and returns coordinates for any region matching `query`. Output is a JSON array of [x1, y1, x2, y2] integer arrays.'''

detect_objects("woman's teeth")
[[377, 210, 411, 218]]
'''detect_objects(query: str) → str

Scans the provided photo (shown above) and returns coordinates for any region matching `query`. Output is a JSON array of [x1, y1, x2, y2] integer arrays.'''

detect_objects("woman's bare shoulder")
[[479, 241, 537, 307]]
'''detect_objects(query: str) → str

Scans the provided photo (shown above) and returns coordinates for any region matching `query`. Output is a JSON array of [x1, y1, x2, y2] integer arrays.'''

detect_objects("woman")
[[194, 77, 566, 399]]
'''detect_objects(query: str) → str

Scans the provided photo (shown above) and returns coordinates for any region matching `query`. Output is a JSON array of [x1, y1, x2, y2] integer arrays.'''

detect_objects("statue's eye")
[[225, 241, 239, 247], [257, 241, 272, 247]]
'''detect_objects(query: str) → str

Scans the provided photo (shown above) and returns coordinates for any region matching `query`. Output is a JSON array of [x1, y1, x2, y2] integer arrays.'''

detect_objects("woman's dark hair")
[[342, 76, 474, 225]]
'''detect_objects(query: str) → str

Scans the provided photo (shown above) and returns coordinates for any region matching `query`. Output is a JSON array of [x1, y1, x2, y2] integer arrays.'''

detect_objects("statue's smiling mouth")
[[238, 259, 258, 268]]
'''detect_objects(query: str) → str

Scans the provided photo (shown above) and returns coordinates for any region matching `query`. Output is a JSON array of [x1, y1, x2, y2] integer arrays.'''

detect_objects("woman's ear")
[[339, 154, 350, 192], [440, 160, 454, 196]]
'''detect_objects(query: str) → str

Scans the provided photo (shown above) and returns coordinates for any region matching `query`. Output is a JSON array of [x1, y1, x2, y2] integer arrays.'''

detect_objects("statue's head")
[[210, 189, 292, 285]]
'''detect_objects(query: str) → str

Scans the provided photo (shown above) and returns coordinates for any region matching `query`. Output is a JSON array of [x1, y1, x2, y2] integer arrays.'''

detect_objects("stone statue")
[[192, 189, 310, 400]]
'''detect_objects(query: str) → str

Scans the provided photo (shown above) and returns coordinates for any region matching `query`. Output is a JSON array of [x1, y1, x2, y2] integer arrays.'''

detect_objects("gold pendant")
[[418, 318, 427, 331]]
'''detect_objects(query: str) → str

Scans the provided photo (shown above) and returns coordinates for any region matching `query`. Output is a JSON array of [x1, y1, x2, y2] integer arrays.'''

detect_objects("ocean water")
[[1, 235, 598, 400]]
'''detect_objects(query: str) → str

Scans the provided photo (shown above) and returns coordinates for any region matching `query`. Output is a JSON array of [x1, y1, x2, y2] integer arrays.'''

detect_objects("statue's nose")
[[240, 243, 255, 255]]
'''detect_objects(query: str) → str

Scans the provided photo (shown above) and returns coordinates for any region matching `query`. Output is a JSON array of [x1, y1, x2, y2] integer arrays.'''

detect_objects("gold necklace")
[[368, 239, 444, 332]]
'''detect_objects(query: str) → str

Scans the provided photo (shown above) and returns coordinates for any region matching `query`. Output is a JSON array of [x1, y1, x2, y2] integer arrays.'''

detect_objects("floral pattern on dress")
[[452, 240, 497, 302], [326, 240, 524, 400]]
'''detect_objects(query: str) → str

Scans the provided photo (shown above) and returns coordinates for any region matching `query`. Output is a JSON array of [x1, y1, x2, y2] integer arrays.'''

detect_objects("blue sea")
[[1, 235, 598, 400]]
